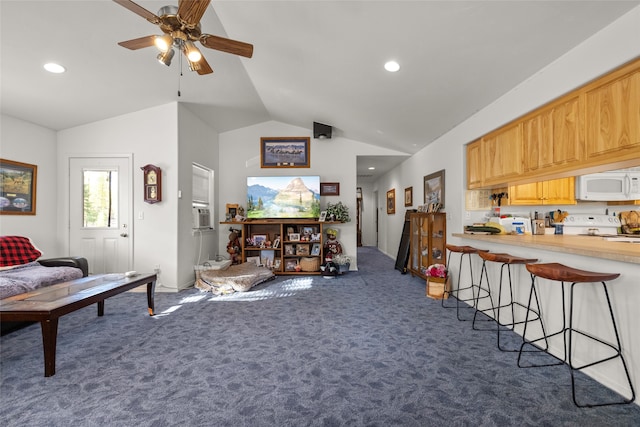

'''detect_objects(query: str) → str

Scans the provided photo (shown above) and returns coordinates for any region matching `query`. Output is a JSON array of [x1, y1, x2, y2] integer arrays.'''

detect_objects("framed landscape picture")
[[260, 137, 310, 168], [424, 169, 445, 209], [0, 158, 37, 215], [320, 182, 340, 196]]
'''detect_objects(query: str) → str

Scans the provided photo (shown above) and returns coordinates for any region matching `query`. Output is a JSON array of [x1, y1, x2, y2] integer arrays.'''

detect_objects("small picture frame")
[[252, 234, 268, 247], [226, 203, 239, 221], [311, 243, 321, 256], [273, 259, 282, 271], [273, 238, 281, 249], [320, 182, 340, 196], [289, 233, 301, 242], [284, 244, 295, 255], [387, 189, 396, 215], [319, 211, 327, 222], [301, 226, 317, 236], [404, 186, 413, 207], [296, 244, 310, 256], [285, 259, 299, 271], [310, 233, 321, 242]]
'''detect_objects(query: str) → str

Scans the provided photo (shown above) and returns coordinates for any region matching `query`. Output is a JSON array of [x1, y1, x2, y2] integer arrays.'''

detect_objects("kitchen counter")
[[452, 233, 640, 264]]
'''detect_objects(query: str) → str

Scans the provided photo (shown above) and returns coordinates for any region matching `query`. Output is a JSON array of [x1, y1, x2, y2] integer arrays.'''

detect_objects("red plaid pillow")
[[0, 236, 42, 267]]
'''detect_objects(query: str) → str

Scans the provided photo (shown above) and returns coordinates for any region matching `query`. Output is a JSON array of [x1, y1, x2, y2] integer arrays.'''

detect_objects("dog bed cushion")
[[195, 262, 275, 294]]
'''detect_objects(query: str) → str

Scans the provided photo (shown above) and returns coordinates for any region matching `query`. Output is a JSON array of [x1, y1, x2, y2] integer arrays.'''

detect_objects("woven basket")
[[299, 257, 320, 272]]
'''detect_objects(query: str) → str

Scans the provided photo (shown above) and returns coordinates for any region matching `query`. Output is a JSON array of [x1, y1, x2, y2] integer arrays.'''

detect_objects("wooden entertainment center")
[[222, 219, 337, 275]]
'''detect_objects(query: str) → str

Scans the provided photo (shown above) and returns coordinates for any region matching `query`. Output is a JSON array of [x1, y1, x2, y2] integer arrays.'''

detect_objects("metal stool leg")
[[567, 281, 636, 407]]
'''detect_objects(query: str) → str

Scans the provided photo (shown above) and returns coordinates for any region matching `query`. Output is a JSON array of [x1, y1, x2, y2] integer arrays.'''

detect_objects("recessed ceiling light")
[[384, 61, 400, 72], [368, 167, 376, 170], [44, 63, 66, 73]]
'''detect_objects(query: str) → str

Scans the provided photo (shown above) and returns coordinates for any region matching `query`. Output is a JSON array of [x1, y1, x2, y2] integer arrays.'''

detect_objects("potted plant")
[[325, 202, 351, 222], [333, 253, 352, 274]]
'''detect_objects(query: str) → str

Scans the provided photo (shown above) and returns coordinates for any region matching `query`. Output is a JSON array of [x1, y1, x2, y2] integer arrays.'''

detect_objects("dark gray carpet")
[[1, 246, 639, 426]]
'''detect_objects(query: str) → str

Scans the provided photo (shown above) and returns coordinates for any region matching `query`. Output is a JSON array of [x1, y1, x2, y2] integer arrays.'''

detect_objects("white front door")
[[69, 157, 132, 274]]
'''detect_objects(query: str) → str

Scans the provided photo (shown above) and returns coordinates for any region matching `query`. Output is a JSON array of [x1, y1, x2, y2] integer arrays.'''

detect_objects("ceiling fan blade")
[[113, 0, 160, 24], [177, 0, 211, 28], [196, 56, 214, 75], [118, 35, 156, 50], [200, 34, 254, 58]]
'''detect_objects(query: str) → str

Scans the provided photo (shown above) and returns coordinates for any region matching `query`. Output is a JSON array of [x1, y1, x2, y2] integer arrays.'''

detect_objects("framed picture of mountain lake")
[[260, 137, 310, 168]]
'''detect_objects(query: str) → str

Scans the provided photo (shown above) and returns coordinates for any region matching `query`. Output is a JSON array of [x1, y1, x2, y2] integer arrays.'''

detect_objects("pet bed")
[[195, 262, 275, 295]]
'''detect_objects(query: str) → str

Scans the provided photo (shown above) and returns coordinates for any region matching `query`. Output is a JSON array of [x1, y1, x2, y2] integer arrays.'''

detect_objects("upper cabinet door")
[[585, 68, 640, 162], [523, 95, 583, 172], [466, 140, 483, 189], [482, 123, 523, 186]]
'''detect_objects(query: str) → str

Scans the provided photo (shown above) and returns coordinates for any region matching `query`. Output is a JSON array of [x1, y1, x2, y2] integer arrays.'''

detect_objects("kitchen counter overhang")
[[452, 233, 640, 265]]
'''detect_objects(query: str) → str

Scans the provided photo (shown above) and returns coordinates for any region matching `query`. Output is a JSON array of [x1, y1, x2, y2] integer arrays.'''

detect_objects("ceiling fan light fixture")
[[157, 48, 175, 66], [154, 34, 173, 52], [184, 41, 202, 62]]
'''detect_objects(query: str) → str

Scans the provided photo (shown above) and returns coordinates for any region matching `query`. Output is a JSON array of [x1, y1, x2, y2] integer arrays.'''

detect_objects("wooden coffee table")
[[0, 273, 156, 377]]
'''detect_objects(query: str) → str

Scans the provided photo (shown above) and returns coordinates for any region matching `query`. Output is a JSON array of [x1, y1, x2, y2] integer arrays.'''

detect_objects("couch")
[[0, 236, 89, 335]]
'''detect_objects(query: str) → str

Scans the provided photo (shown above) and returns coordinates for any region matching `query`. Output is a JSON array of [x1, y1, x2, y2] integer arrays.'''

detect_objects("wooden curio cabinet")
[[408, 212, 446, 280]]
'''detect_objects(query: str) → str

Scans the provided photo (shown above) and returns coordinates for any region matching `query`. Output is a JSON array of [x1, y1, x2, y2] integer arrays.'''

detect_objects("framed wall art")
[[320, 182, 340, 196], [404, 186, 413, 207], [424, 169, 445, 209], [260, 137, 310, 168], [0, 158, 37, 215], [386, 189, 396, 215]]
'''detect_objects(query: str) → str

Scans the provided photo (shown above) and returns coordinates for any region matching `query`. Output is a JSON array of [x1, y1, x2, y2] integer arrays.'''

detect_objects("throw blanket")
[[0, 261, 84, 299], [195, 262, 275, 295]]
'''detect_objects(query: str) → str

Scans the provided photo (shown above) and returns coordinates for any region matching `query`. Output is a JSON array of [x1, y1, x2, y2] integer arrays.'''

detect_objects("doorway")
[[69, 156, 132, 274]]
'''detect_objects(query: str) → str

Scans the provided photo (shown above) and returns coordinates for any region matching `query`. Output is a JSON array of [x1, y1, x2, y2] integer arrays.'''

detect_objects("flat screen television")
[[247, 176, 320, 219]]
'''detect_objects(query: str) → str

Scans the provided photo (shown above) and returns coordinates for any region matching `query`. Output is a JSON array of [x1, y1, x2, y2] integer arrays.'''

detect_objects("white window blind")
[[192, 164, 212, 206]]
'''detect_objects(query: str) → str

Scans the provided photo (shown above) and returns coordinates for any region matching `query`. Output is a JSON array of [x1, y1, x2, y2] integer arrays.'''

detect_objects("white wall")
[[0, 115, 60, 256], [373, 5, 640, 405], [218, 121, 406, 269], [57, 103, 181, 290], [177, 104, 219, 288]]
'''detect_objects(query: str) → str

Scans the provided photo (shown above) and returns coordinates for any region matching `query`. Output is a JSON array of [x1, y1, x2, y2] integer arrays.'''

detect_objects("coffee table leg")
[[147, 278, 156, 316], [41, 318, 59, 377]]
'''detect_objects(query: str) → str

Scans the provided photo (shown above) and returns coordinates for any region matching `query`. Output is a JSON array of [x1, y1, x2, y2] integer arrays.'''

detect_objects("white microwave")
[[576, 172, 640, 201]]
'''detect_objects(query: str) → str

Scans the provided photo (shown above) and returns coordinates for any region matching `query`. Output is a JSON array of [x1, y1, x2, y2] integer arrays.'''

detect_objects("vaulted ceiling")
[[2, 1, 638, 180]]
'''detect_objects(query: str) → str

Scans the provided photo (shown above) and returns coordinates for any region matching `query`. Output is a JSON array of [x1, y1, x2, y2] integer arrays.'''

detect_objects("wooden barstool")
[[442, 244, 490, 321], [473, 252, 543, 351], [518, 262, 635, 407]]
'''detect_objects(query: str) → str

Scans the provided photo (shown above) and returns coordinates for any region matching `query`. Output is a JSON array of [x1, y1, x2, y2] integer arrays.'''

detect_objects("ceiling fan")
[[114, 0, 253, 75]]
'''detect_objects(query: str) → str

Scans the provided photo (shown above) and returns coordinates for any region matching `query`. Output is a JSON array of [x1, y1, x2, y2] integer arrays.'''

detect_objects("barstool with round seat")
[[442, 244, 490, 321], [518, 262, 635, 407], [473, 252, 543, 351]]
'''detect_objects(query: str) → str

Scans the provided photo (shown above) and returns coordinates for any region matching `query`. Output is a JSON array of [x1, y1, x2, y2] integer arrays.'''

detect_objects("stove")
[[562, 214, 620, 235]]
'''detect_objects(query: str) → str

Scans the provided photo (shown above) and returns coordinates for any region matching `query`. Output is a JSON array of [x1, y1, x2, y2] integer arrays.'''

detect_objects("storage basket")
[[299, 257, 320, 272], [426, 276, 449, 299]]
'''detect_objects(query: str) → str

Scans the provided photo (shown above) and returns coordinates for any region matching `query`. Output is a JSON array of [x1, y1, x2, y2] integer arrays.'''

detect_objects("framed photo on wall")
[[260, 137, 310, 168], [387, 189, 396, 214], [424, 169, 445, 209], [320, 182, 340, 196], [0, 158, 37, 215], [404, 186, 413, 207]]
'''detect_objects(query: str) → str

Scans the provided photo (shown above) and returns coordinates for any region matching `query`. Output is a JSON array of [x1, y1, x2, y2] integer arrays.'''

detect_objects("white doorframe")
[[66, 153, 134, 272]]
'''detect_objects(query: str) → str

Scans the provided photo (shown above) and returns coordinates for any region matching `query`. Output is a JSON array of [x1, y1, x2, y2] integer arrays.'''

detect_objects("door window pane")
[[83, 170, 118, 228]]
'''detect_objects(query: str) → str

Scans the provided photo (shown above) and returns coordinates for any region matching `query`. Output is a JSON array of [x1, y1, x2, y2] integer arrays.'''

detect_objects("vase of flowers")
[[425, 263, 448, 299]]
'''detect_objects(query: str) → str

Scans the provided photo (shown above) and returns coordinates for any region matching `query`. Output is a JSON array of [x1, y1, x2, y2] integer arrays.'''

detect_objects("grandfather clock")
[[141, 164, 161, 204]]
